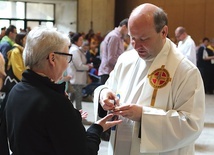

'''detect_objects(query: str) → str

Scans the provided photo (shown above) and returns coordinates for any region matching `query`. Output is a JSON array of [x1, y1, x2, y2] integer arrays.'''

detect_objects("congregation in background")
[[174, 27, 214, 94]]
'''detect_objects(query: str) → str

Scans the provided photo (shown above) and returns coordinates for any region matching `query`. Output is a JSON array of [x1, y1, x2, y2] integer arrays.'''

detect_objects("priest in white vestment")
[[94, 3, 205, 155], [175, 26, 197, 66]]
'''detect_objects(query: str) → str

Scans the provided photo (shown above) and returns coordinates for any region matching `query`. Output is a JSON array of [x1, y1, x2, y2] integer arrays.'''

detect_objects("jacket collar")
[[22, 69, 66, 94]]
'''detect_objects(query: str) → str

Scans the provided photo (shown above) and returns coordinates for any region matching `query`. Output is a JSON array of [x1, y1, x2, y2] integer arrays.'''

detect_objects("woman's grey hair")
[[153, 7, 168, 33], [23, 26, 70, 69]]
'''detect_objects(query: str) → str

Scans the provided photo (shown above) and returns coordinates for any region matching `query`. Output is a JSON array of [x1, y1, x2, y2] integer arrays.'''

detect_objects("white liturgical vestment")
[[177, 35, 196, 65], [94, 39, 205, 155]]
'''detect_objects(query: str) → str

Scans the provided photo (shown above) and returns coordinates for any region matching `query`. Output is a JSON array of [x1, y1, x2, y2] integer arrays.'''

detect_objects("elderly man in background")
[[175, 26, 197, 65]]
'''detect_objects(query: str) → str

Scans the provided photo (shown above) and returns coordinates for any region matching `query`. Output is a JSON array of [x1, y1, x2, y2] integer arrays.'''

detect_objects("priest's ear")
[[161, 25, 168, 38]]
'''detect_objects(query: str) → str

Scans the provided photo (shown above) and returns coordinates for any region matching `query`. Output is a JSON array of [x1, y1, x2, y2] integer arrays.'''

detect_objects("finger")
[[107, 119, 122, 128], [101, 100, 115, 110], [82, 116, 87, 119], [103, 113, 115, 121], [82, 111, 88, 115], [82, 114, 88, 118], [119, 111, 127, 117], [114, 105, 130, 111], [102, 104, 115, 111], [104, 101, 115, 108], [114, 110, 128, 118]]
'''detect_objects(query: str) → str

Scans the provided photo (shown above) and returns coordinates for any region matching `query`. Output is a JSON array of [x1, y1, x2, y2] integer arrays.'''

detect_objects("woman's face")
[[54, 46, 70, 82], [75, 36, 84, 47], [22, 36, 27, 47]]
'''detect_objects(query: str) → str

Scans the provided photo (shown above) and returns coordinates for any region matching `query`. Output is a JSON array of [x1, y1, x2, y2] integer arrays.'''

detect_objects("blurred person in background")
[[197, 37, 214, 94], [6, 32, 27, 82], [0, 25, 17, 68], [0, 53, 6, 110], [175, 26, 196, 65], [0, 53, 6, 90], [0, 32, 27, 123], [0, 27, 6, 41], [67, 33, 93, 124]]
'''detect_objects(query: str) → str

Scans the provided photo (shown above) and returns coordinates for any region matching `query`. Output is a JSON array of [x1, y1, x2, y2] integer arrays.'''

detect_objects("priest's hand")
[[113, 104, 142, 122], [95, 113, 122, 132], [99, 88, 120, 111]]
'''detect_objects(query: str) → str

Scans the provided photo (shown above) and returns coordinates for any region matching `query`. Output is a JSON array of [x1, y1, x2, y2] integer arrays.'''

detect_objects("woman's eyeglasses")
[[54, 52, 73, 63], [47, 52, 73, 63]]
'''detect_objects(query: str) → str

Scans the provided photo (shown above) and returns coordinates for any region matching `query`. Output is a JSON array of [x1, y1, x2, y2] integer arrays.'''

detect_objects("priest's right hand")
[[99, 88, 120, 111]]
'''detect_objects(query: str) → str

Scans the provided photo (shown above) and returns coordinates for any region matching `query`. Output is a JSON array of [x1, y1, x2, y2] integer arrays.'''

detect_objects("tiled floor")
[[82, 94, 214, 155]]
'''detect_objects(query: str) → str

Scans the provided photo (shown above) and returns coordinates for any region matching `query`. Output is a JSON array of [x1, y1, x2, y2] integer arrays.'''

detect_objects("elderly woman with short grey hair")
[[0, 26, 121, 155]]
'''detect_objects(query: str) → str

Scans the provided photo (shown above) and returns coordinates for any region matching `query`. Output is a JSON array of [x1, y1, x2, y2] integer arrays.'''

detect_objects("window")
[[0, 20, 10, 29], [11, 20, 25, 32], [0, 1, 25, 19], [0, 1, 55, 33], [26, 3, 54, 20]]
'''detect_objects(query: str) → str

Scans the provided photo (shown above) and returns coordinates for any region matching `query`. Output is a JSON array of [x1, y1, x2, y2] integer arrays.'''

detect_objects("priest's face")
[[128, 8, 167, 61]]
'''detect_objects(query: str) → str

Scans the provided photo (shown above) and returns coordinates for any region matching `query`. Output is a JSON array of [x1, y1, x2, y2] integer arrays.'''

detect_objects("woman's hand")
[[79, 109, 88, 119], [95, 114, 122, 132]]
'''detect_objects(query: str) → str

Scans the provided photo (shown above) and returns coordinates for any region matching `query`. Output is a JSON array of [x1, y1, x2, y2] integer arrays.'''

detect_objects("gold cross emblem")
[[148, 65, 171, 106]]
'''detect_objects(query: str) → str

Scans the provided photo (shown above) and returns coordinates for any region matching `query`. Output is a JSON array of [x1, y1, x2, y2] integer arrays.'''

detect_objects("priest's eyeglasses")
[[47, 52, 73, 63]]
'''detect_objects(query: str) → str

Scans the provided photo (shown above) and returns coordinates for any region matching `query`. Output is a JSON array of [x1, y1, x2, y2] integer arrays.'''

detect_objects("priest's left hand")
[[113, 104, 142, 121]]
